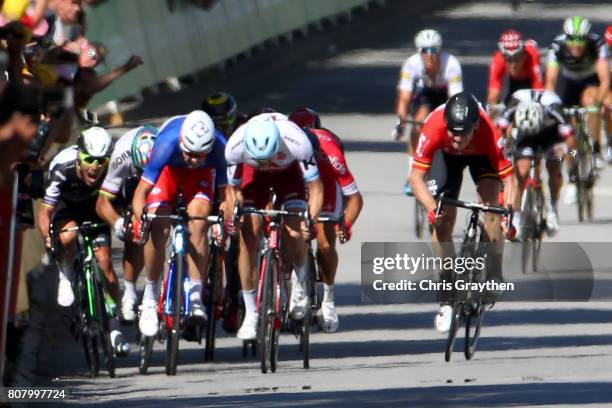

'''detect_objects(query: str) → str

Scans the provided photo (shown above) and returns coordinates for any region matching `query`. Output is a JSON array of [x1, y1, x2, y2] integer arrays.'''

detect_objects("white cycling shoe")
[[110, 330, 131, 356], [435, 305, 453, 334], [138, 299, 159, 337], [121, 297, 137, 322], [563, 184, 577, 205], [237, 312, 258, 340], [546, 209, 559, 237], [189, 297, 206, 320], [57, 273, 74, 307], [289, 281, 310, 320], [318, 301, 339, 333]]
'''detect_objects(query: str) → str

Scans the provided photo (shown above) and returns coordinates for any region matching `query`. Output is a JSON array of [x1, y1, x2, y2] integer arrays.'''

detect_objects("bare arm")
[[486, 87, 502, 106], [96, 193, 121, 226], [595, 58, 610, 104], [306, 178, 323, 222], [131, 179, 154, 224], [410, 167, 436, 213], [343, 191, 363, 227], [545, 64, 560, 92], [37, 203, 54, 240]]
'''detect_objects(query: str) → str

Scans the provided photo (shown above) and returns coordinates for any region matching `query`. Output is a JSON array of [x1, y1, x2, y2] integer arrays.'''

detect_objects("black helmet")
[[444, 92, 481, 136], [200, 92, 237, 125]]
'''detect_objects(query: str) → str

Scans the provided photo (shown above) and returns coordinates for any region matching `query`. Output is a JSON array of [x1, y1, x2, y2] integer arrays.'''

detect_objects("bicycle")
[[237, 198, 310, 374], [49, 221, 116, 378], [293, 214, 347, 369], [137, 195, 223, 376], [563, 106, 598, 223], [434, 194, 512, 362]]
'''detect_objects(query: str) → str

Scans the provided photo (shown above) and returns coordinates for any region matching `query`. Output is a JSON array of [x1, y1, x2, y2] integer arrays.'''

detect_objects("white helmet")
[[415, 29, 442, 50], [514, 102, 544, 135], [244, 116, 281, 161], [179, 110, 215, 153], [77, 126, 112, 158], [563, 16, 591, 38]]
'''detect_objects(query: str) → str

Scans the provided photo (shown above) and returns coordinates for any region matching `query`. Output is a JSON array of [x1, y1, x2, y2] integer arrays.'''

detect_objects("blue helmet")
[[244, 117, 280, 161]]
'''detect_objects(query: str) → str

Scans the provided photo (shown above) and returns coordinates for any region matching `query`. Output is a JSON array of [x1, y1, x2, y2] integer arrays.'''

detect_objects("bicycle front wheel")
[[166, 254, 184, 376], [204, 246, 220, 362], [444, 303, 461, 362], [414, 200, 424, 239], [259, 251, 275, 374]]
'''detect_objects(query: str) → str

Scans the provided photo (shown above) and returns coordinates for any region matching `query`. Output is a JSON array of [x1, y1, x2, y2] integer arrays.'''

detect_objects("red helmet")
[[289, 108, 321, 129], [498, 29, 524, 57], [605, 25, 612, 47]]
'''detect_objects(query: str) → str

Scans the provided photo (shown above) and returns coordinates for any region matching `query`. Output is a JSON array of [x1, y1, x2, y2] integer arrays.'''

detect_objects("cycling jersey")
[[498, 89, 572, 137], [141, 115, 228, 186], [48, 145, 78, 177], [547, 34, 606, 80], [311, 128, 359, 216], [488, 41, 543, 91], [100, 127, 143, 199], [412, 106, 513, 179], [225, 113, 320, 185], [43, 147, 102, 207], [397, 52, 463, 96]]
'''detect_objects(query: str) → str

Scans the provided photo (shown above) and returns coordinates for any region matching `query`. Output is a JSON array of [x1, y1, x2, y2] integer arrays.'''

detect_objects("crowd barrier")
[[85, 0, 383, 108]]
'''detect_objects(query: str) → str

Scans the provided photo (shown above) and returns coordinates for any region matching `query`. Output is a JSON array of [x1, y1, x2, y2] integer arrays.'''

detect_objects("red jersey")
[[311, 128, 358, 196], [412, 106, 513, 179], [488, 41, 543, 91]]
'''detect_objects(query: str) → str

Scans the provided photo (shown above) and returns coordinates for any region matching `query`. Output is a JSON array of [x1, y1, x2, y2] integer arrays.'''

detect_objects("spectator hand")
[[125, 55, 143, 71]]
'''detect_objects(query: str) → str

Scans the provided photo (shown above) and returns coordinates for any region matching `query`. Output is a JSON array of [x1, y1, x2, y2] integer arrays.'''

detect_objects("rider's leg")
[[604, 90, 612, 162], [582, 86, 602, 155], [477, 177, 504, 280], [546, 155, 563, 212], [236, 214, 262, 339], [143, 205, 171, 301], [513, 157, 530, 232], [316, 222, 340, 332], [94, 243, 119, 304], [405, 105, 429, 194], [55, 218, 79, 307], [186, 198, 212, 314], [121, 241, 143, 320]]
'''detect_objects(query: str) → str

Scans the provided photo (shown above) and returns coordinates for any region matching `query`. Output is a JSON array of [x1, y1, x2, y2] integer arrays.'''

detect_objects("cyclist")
[[225, 112, 323, 340], [497, 89, 575, 236], [95, 125, 159, 322], [487, 29, 543, 108], [410, 92, 514, 333], [37, 126, 130, 355], [131, 110, 232, 338], [393, 29, 463, 195], [201, 91, 242, 333], [201, 91, 238, 140], [545, 16, 610, 168], [289, 108, 363, 332]]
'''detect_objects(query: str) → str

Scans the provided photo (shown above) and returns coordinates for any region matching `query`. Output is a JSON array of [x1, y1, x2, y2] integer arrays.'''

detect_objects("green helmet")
[[130, 125, 159, 170], [563, 16, 591, 38]]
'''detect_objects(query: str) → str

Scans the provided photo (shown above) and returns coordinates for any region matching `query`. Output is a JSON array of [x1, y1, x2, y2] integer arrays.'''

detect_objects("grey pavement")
[[24, 0, 612, 406]]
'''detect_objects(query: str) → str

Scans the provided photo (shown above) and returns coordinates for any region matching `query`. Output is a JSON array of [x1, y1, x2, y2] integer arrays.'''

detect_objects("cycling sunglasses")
[[503, 52, 524, 63], [79, 152, 109, 167], [420, 47, 439, 55], [566, 36, 586, 46], [184, 151, 207, 160]]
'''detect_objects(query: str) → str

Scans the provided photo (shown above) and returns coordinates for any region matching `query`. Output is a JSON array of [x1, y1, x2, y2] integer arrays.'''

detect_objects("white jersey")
[[100, 127, 141, 198], [397, 52, 463, 95], [225, 113, 320, 186], [48, 145, 78, 176]]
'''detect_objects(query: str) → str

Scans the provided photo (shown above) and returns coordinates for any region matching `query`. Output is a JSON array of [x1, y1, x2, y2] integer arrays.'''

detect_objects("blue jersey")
[[142, 115, 228, 186]]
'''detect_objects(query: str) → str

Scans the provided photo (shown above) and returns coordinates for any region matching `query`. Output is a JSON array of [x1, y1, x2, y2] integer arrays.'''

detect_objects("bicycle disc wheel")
[[204, 247, 218, 362], [464, 303, 486, 360], [259, 251, 275, 374], [444, 303, 462, 362], [415, 200, 424, 239], [166, 254, 183, 376]]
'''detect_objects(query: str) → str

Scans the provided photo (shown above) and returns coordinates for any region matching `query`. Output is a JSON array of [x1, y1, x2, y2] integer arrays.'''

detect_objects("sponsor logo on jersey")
[[111, 150, 131, 170], [328, 156, 347, 175]]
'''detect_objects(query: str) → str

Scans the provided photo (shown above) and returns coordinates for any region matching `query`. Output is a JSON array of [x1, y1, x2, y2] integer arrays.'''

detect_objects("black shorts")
[[411, 87, 448, 112], [560, 74, 599, 107], [427, 151, 499, 200], [515, 126, 564, 158], [53, 198, 110, 246], [503, 78, 533, 104]]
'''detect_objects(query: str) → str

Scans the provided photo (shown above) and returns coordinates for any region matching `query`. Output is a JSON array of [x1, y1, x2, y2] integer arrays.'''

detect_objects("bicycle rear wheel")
[[414, 200, 424, 239], [139, 335, 154, 374], [204, 246, 220, 362], [259, 251, 275, 374], [444, 303, 461, 362], [82, 322, 99, 378], [464, 302, 486, 360], [300, 252, 316, 369], [92, 262, 115, 378], [166, 254, 184, 376], [520, 186, 534, 274]]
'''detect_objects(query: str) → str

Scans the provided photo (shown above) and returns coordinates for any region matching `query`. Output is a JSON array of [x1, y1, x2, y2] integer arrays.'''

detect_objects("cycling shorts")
[[241, 162, 306, 210], [53, 198, 110, 246], [560, 74, 599, 107], [515, 126, 564, 159], [411, 87, 448, 112], [146, 166, 216, 209]]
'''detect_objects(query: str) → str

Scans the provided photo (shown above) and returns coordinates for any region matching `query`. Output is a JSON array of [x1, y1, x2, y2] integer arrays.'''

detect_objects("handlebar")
[[563, 106, 600, 116], [435, 192, 512, 217], [48, 221, 107, 256]]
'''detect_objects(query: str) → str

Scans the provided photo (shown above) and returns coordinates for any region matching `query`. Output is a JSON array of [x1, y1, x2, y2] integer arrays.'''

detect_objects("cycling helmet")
[[77, 126, 112, 158], [243, 117, 280, 161], [179, 110, 215, 154], [514, 102, 544, 136], [444, 92, 481, 136], [498, 29, 524, 56], [289, 108, 321, 129], [563, 16, 591, 38], [605, 25, 612, 47], [130, 125, 159, 170], [414, 29, 442, 50], [200, 92, 237, 125]]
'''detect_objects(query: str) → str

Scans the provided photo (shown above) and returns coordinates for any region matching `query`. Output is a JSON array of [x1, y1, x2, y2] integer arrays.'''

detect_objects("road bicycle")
[[49, 221, 116, 378]]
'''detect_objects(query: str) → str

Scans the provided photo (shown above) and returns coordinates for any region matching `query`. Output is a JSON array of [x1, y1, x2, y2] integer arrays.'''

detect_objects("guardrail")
[[85, 0, 384, 108]]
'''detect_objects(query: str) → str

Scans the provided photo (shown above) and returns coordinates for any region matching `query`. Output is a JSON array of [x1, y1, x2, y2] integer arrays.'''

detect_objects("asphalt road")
[[39, 0, 612, 406]]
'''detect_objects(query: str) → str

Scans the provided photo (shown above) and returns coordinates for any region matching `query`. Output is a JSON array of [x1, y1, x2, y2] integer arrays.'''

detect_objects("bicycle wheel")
[[520, 185, 534, 274], [166, 254, 184, 376], [269, 256, 283, 373], [92, 261, 115, 378], [414, 200, 424, 239], [139, 335, 154, 375], [300, 252, 316, 369], [464, 302, 486, 360], [577, 180, 586, 223], [444, 303, 461, 362], [204, 246, 219, 362], [258, 251, 275, 374], [100, 322, 115, 378], [532, 187, 545, 273]]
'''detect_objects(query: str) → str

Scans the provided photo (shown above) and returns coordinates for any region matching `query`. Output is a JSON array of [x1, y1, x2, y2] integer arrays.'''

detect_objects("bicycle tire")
[[577, 180, 586, 223], [269, 254, 283, 373], [258, 251, 274, 374], [204, 246, 219, 362], [415, 200, 424, 239], [301, 251, 316, 369], [520, 185, 534, 274], [464, 303, 485, 360], [82, 322, 99, 378], [532, 187, 545, 272], [444, 303, 461, 362], [166, 253, 183, 376], [586, 185, 594, 222], [139, 335, 154, 375], [92, 261, 115, 378]]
